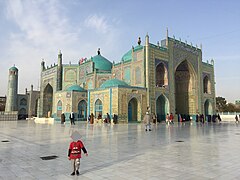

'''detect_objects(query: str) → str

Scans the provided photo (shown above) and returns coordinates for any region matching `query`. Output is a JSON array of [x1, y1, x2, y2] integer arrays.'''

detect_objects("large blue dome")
[[91, 55, 112, 71]]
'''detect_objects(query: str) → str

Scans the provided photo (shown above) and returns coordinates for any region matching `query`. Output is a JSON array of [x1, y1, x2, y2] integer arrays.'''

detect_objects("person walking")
[[68, 131, 88, 176], [106, 113, 111, 123], [143, 111, 152, 131], [152, 113, 157, 124], [61, 112, 65, 124], [235, 115, 239, 123], [69, 112, 75, 125], [170, 113, 174, 124], [166, 113, 170, 125], [90, 113, 94, 124], [113, 114, 118, 124]]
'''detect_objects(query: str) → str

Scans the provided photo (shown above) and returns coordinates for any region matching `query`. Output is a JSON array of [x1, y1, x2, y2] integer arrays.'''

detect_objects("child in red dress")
[[68, 131, 88, 176]]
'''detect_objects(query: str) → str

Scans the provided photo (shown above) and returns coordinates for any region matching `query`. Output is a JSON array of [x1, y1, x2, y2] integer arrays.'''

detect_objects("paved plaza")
[[0, 121, 240, 180]]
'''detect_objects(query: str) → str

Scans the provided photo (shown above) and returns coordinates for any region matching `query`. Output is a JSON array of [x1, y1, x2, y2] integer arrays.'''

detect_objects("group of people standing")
[[88, 113, 118, 124], [60, 112, 119, 125], [60, 112, 76, 125]]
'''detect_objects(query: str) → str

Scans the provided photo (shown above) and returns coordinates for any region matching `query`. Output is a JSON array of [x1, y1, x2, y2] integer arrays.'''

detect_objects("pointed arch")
[[95, 99, 102, 118], [156, 94, 169, 122], [156, 63, 168, 87], [204, 99, 213, 115], [175, 60, 197, 115], [128, 97, 138, 122], [78, 100, 87, 120], [203, 75, 211, 94], [43, 83, 53, 117]]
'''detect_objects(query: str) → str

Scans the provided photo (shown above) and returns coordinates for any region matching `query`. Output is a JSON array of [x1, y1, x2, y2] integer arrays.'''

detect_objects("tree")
[[225, 103, 236, 112], [216, 96, 227, 112]]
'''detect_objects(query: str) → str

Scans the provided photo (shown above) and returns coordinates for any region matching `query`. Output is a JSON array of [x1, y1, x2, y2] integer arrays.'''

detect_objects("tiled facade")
[[38, 33, 216, 123]]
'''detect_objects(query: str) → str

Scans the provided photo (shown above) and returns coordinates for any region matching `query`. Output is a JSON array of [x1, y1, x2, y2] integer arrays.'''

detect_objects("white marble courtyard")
[[0, 120, 240, 180]]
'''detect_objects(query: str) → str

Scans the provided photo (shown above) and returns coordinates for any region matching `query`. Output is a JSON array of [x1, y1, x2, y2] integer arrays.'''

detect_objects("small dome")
[[9, 66, 18, 71], [91, 55, 112, 71], [67, 85, 85, 92], [121, 49, 132, 62], [100, 78, 129, 88], [121, 45, 143, 62]]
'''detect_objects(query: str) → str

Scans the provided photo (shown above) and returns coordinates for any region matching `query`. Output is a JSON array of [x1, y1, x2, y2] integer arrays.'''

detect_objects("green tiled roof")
[[121, 45, 143, 62], [67, 85, 85, 92], [100, 78, 129, 88], [91, 55, 112, 71]]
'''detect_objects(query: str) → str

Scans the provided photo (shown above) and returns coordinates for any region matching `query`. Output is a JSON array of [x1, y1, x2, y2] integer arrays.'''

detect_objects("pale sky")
[[0, 0, 240, 103]]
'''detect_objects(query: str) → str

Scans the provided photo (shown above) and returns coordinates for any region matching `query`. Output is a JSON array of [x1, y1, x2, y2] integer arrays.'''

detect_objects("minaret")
[[57, 50, 63, 91], [5, 66, 18, 112], [145, 33, 150, 109]]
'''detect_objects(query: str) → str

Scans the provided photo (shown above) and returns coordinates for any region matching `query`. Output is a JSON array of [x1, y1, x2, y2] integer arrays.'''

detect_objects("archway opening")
[[203, 76, 211, 94], [156, 95, 169, 122], [175, 60, 196, 115], [204, 100, 213, 115], [78, 100, 87, 121], [43, 84, 53, 117], [156, 63, 168, 87], [204, 99, 213, 122], [57, 100, 62, 117], [95, 99, 102, 118], [128, 98, 138, 122]]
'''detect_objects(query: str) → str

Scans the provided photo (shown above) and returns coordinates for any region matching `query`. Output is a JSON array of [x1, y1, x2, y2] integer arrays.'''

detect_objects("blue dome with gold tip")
[[100, 78, 129, 88], [67, 85, 85, 92]]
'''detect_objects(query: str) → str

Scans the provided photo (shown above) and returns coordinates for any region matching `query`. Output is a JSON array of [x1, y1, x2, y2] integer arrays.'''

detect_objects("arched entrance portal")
[[78, 100, 87, 121], [204, 100, 213, 115], [175, 60, 196, 115], [156, 95, 169, 122], [43, 84, 53, 117], [128, 98, 138, 122], [204, 99, 213, 122]]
